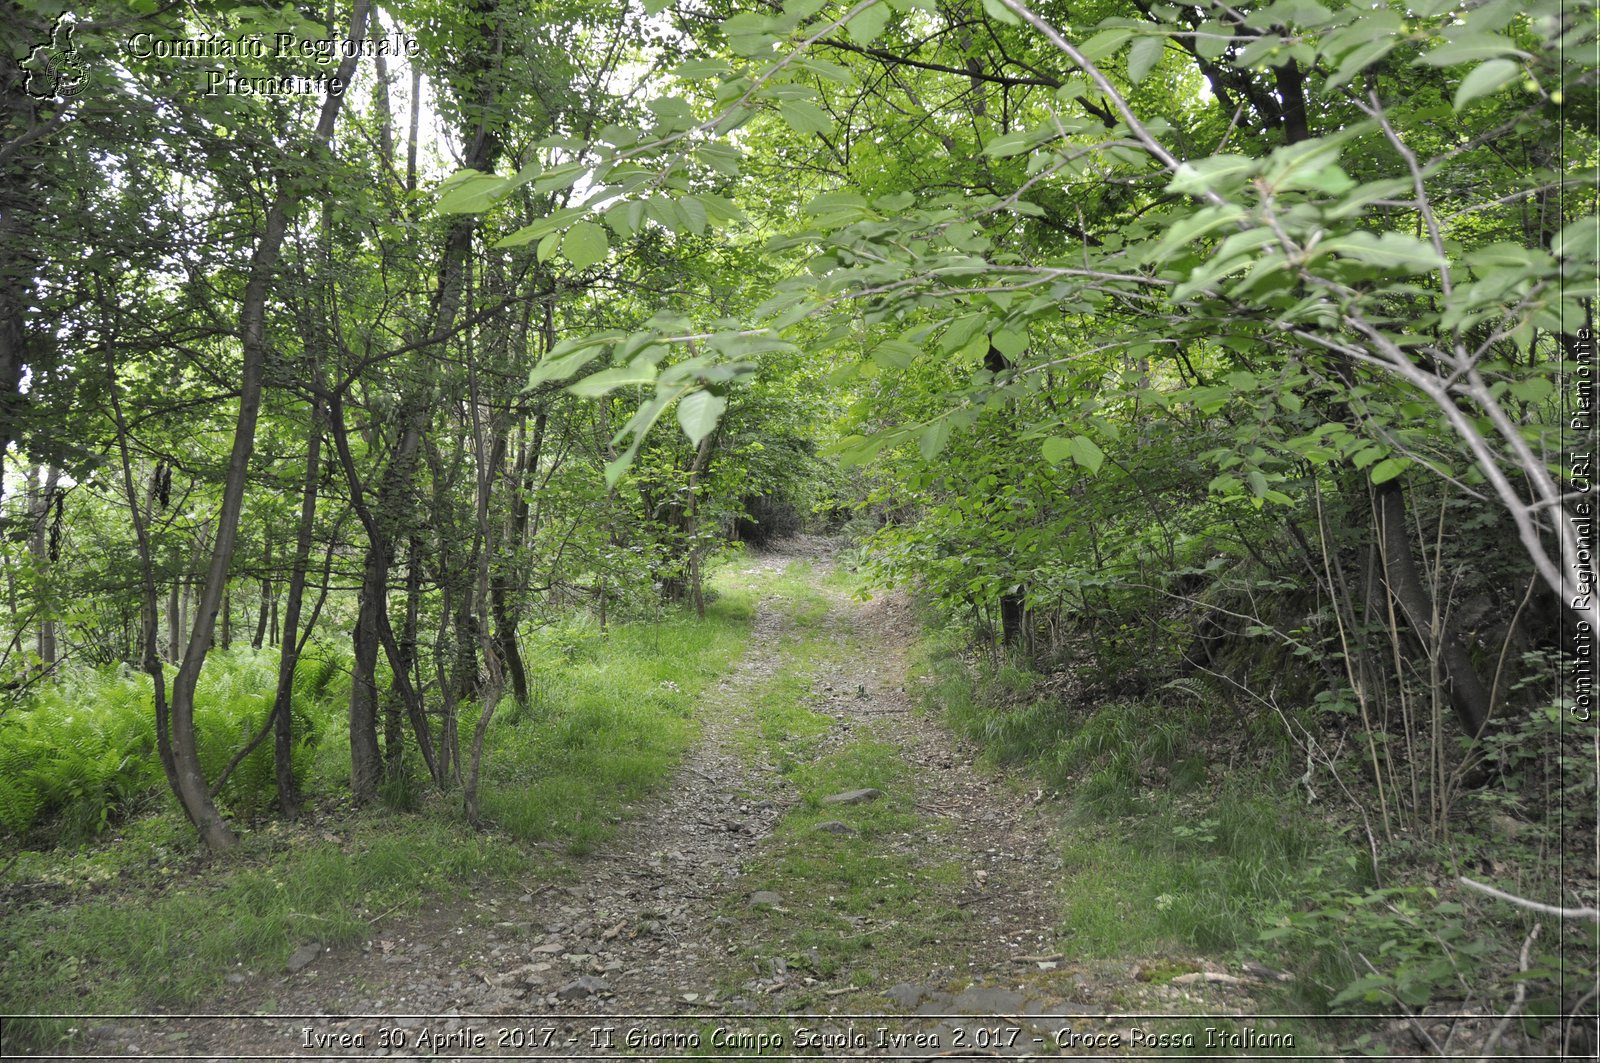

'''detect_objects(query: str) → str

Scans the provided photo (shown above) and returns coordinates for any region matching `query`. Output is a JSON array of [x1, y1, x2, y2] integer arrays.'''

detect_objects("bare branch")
[[1459, 877, 1600, 921]]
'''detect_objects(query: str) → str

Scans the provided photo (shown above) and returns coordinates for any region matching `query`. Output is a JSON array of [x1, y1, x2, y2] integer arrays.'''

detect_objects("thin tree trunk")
[[685, 435, 713, 620], [385, 537, 423, 781], [27, 464, 59, 665], [0, 179, 29, 460], [331, 394, 437, 799], [348, 549, 386, 802], [102, 311, 183, 820], [1374, 479, 1494, 737], [178, 572, 190, 658], [167, 580, 181, 661], [1000, 591, 1025, 649], [463, 353, 506, 827], [267, 390, 324, 819], [253, 540, 272, 650], [489, 419, 528, 705]]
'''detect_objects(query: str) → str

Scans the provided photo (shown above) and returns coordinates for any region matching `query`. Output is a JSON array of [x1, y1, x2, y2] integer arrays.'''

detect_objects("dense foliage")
[[1, 0, 1594, 1044]]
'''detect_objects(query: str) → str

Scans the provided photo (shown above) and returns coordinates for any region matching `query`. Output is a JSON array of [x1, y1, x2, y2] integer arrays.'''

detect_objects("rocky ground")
[[77, 542, 1302, 1061]]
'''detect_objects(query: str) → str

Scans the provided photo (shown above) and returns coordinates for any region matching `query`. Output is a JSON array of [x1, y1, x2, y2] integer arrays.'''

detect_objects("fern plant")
[[0, 646, 349, 842]]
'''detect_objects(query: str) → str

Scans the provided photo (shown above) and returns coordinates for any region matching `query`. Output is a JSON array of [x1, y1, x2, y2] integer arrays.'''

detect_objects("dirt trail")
[[88, 544, 1236, 1061]]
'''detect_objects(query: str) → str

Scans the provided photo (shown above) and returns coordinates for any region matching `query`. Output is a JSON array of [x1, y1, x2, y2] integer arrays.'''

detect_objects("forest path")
[[109, 543, 1223, 1060]]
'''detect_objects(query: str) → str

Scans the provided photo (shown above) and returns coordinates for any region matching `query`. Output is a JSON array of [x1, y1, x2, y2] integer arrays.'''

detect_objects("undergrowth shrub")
[[0, 648, 349, 843]]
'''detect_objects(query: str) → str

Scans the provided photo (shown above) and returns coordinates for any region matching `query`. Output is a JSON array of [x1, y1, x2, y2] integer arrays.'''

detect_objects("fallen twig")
[[1459, 877, 1600, 921], [1478, 923, 1538, 1062], [1562, 983, 1598, 1058]]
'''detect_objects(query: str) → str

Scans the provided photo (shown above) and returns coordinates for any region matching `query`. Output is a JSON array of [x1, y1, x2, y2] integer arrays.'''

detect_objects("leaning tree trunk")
[[160, 2, 370, 848], [332, 391, 444, 799]]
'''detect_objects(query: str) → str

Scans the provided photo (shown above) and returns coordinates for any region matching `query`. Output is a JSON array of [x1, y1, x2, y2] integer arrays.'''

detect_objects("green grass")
[[473, 579, 758, 852], [1052, 787, 1325, 957], [0, 567, 768, 1049], [0, 807, 530, 1047], [722, 735, 967, 1000], [714, 576, 968, 1008], [910, 629, 1362, 1049], [735, 580, 838, 769]]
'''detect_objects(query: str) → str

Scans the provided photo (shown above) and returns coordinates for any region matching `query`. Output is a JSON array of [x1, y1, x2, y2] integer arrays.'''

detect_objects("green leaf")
[[1080, 28, 1132, 61], [561, 222, 609, 271], [527, 346, 610, 388], [696, 142, 743, 177], [536, 231, 562, 263], [678, 196, 708, 235], [792, 56, 855, 85], [991, 328, 1028, 361], [1326, 38, 1397, 88], [495, 207, 585, 248], [676, 389, 727, 445], [1167, 155, 1254, 196], [1327, 177, 1412, 220], [803, 190, 869, 215], [435, 170, 506, 215], [847, 1, 890, 45], [980, 0, 1021, 25], [646, 195, 685, 233], [1041, 436, 1073, 465], [940, 312, 990, 354], [697, 194, 747, 226], [1069, 435, 1105, 474], [1128, 35, 1163, 83], [1195, 20, 1231, 61], [1418, 33, 1527, 67], [1146, 205, 1248, 260], [673, 58, 735, 79], [982, 130, 1033, 157], [567, 364, 657, 398], [1322, 230, 1444, 273], [1509, 377, 1554, 403], [918, 418, 952, 460], [1552, 216, 1599, 260], [1453, 58, 1520, 111], [871, 339, 920, 369], [780, 99, 832, 134], [533, 161, 586, 193], [1370, 456, 1412, 484]]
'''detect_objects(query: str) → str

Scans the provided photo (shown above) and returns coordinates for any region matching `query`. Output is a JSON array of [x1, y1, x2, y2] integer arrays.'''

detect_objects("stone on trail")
[[820, 788, 882, 806], [1172, 971, 1243, 987], [950, 986, 1025, 1014], [556, 975, 611, 1000], [285, 943, 322, 974], [814, 820, 855, 834], [747, 890, 783, 908], [1242, 961, 1295, 983], [885, 983, 927, 1008]]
